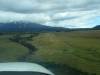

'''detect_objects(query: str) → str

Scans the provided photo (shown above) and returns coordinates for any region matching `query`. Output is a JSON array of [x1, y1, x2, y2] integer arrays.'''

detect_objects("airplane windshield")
[[0, 72, 49, 75]]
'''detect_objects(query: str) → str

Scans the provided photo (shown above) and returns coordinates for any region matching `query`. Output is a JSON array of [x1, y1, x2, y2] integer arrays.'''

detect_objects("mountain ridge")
[[93, 25, 100, 29], [0, 22, 69, 32]]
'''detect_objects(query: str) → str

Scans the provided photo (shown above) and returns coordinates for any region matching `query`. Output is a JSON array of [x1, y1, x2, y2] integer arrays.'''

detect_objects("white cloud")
[[44, 10, 100, 28], [0, 0, 100, 28], [0, 0, 99, 13], [0, 11, 51, 23]]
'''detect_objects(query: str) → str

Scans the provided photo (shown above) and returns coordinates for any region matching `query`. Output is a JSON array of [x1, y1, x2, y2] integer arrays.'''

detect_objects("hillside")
[[94, 25, 100, 29], [0, 22, 69, 32]]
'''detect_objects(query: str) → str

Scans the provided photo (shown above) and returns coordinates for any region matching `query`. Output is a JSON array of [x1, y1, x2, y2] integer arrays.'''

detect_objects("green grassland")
[[0, 30, 100, 75], [28, 30, 100, 75], [0, 34, 29, 61]]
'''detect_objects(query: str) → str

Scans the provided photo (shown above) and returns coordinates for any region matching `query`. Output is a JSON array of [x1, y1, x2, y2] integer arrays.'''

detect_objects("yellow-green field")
[[28, 30, 100, 75], [0, 30, 100, 75], [0, 35, 28, 61]]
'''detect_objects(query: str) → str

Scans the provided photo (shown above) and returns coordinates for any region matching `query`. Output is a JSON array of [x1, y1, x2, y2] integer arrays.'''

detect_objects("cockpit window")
[[0, 72, 49, 75]]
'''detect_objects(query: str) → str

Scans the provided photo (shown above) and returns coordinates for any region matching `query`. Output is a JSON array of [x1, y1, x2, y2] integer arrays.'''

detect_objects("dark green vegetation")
[[0, 30, 100, 75]]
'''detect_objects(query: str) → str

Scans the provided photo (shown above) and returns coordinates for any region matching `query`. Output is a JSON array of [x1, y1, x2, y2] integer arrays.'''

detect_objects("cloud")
[[44, 10, 100, 28], [0, 0, 100, 13], [0, 11, 51, 23], [0, 0, 100, 28], [0, 0, 36, 13]]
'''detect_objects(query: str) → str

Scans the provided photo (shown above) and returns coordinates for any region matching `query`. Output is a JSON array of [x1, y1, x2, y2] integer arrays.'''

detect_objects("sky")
[[0, 0, 100, 28]]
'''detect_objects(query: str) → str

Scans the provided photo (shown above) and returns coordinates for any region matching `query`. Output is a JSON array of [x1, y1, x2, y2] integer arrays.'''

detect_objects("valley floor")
[[0, 30, 100, 75]]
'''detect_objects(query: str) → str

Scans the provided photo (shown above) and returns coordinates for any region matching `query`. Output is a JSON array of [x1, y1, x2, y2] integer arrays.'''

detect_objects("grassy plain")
[[28, 30, 100, 75], [0, 30, 100, 75], [0, 34, 28, 61]]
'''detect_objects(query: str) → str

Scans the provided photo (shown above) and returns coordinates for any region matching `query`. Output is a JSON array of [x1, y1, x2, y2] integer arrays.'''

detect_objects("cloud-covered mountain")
[[0, 22, 69, 32]]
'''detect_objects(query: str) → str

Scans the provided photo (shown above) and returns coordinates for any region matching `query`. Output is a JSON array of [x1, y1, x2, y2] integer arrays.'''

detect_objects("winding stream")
[[9, 35, 87, 75], [10, 37, 37, 61]]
